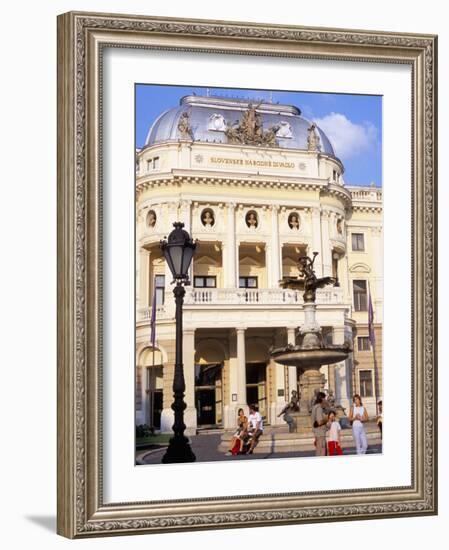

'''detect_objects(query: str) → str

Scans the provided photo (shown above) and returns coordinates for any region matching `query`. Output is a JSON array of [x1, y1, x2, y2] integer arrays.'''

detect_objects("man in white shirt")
[[247, 404, 264, 454]]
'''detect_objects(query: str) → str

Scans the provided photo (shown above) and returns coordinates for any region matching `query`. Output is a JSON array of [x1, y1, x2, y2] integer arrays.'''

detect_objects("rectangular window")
[[357, 336, 371, 351], [239, 276, 258, 288], [194, 276, 216, 288], [351, 233, 365, 251], [353, 279, 367, 311], [359, 370, 374, 398], [147, 157, 160, 171], [154, 274, 165, 305]]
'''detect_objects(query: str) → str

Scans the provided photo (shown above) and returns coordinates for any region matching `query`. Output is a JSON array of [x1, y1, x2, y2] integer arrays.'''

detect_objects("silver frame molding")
[[57, 11, 438, 538]]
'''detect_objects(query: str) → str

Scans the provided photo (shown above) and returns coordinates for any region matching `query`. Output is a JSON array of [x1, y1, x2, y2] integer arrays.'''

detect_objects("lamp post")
[[160, 222, 197, 463]]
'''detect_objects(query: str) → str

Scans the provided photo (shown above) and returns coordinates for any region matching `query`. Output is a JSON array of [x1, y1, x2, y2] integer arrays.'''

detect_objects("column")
[[321, 210, 332, 277], [179, 200, 193, 283], [164, 259, 175, 317], [164, 202, 177, 316], [183, 329, 197, 435], [311, 208, 323, 276], [135, 363, 147, 426], [371, 226, 384, 319], [179, 200, 192, 232], [138, 248, 151, 310], [332, 326, 350, 411], [160, 359, 175, 433], [224, 203, 237, 288], [269, 205, 281, 288], [287, 327, 298, 400], [270, 329, 287, 425], [224, 329, 239, 428], [236, 328, 247, 408]]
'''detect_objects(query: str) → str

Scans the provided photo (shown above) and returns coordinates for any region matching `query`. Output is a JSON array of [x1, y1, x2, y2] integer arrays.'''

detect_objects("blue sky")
[[136, 84, 382, 187]]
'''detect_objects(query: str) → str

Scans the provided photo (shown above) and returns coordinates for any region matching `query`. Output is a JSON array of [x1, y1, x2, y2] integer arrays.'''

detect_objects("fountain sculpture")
[[271, 252, 351, 434]]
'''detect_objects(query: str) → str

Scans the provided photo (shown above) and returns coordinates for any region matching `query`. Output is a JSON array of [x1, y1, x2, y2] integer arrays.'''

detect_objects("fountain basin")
[[271, 345, 350, 368]]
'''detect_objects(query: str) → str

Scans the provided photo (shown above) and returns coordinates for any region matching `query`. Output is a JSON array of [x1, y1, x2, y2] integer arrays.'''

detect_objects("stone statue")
[[263, 124, 280, 147], [225, 102, 279, 147], [178, 111, 194, 140], [278, 390, 300, 432], [243, 102, 261, 136], [307, 123, 321, 152]]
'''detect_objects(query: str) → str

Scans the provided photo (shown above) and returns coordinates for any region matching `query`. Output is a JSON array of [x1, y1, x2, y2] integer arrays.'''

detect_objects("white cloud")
[[314, 112, 378, 159]]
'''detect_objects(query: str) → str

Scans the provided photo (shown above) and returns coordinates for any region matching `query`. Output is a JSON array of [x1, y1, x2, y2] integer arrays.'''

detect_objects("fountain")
[[271, 252, 351, 434]]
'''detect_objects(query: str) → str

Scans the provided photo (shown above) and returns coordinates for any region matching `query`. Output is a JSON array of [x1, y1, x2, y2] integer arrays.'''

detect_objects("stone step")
[[219, 425, 382, 453]]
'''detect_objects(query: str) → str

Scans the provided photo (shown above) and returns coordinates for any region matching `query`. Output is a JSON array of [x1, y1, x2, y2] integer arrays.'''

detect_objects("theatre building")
[[135, 94, 383, 434]]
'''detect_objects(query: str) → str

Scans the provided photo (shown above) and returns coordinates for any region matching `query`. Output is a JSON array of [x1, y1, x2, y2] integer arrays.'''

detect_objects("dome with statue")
[[144, 94, 336, 156]]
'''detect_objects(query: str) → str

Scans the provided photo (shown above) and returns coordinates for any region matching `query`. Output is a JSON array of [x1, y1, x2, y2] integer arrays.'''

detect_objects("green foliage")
[[136, 424, 154, 438]]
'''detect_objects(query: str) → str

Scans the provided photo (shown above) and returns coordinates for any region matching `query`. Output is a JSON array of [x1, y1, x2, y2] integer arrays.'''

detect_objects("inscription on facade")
[[209, 156, 295, 169]]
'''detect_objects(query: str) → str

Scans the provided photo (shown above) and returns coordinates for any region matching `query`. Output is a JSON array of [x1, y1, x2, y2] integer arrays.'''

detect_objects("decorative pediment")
[[282, 257, 299, 267], [239, 255, 262, 267], [349, 262, 371, 273], [194, 255, 220, 267]]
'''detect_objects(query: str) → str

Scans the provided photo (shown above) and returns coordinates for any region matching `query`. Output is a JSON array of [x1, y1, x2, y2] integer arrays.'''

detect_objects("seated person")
[[226, 408, 248, 456], [247, 404, 264, 454]]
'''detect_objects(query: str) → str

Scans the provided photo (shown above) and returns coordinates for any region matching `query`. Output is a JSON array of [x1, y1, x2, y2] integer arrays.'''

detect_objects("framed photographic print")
[[57, 11, 438, 538]]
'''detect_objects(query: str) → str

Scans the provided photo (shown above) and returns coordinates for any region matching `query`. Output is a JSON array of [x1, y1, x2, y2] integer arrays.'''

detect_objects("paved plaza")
[[136, 429, 382, 465]]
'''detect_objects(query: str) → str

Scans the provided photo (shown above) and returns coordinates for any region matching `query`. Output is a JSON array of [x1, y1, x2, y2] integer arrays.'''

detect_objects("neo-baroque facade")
[[135, 95, 383, 434]]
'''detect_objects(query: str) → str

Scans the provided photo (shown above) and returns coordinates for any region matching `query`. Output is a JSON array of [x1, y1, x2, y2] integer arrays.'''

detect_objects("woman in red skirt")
[[327, 410, 343, 456]]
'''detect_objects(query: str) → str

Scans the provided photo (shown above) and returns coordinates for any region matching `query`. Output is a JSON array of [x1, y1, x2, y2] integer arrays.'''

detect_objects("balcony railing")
[[137, 287, 344, 321], [137, 304, 166, 321], [184, 287, 343, 305], [185, 287, 295, 305]]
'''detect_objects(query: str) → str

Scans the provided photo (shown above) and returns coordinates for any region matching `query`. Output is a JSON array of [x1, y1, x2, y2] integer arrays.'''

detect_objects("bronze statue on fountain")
[[272, 252, 351, 434], [280, 251, 338, 303]]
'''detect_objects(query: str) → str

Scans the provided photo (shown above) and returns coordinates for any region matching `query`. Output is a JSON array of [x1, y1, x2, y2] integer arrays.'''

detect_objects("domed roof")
[[144, 95, 336, 156]]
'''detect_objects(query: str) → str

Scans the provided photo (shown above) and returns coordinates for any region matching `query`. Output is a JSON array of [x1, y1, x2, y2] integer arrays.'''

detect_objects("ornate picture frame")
[[57, 11, 437, 538]]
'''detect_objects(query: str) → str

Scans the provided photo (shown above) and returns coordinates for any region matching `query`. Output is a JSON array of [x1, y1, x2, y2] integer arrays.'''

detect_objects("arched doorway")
[[195, 339, 226, 427], [140, 347, 163, 430]]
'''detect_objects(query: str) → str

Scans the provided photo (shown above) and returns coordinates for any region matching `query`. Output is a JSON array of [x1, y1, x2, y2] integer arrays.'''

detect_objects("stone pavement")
[[137, 431, 382, 465]]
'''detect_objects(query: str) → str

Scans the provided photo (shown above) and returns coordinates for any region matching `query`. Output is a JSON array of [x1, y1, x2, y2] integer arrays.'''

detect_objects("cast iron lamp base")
[[161, 435, 196, 463]]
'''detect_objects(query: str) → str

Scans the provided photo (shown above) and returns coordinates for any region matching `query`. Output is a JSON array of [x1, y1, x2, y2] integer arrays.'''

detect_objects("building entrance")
[[246, 362, 267, 419], [146, 366, 163, 429], [195, 363, 223, 427]]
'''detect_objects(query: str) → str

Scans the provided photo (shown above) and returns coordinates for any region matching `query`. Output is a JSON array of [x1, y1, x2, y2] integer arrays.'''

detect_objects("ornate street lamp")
[[160, 222, 197, 463]]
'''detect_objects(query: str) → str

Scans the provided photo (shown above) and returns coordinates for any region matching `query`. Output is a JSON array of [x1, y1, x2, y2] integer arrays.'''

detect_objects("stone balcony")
[[137, 287, 344, 321]]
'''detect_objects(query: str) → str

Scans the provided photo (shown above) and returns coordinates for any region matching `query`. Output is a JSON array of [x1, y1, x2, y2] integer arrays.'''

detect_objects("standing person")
[[226, 408, 248, 456], [327, 410, 343, 456], [348, 394, 369, 455], [311, 392, 328, 456], [247, 404, 264, 454], [376, 400, 383, 438]]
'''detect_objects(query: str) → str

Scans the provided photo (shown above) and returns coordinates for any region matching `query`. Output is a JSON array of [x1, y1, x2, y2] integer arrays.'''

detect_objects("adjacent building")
[[135, 94, 383, 434]]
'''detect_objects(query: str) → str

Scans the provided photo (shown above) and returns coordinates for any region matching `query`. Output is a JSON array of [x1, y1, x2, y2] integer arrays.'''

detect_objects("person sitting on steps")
[[247, 404, 264, 454]]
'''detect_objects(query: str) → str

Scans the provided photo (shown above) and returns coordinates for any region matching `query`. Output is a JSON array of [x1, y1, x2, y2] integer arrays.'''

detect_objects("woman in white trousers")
[[348, 394, 369, 454]]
